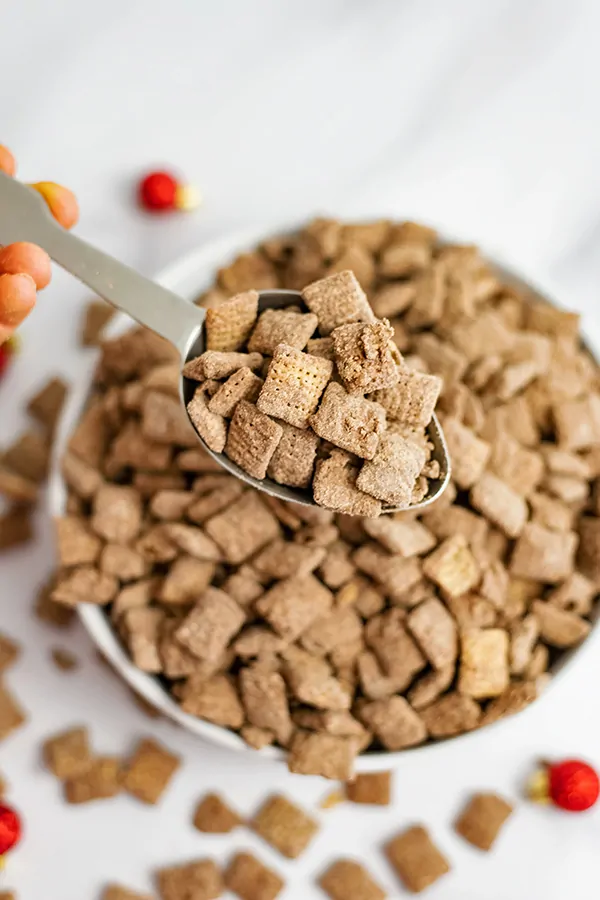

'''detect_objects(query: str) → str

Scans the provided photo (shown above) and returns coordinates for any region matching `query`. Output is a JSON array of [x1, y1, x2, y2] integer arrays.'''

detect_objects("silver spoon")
[[0, 171, 450, 512]]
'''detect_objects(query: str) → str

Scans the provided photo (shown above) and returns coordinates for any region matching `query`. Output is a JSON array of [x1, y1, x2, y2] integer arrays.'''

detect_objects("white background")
[[3, 1, 600, 897]]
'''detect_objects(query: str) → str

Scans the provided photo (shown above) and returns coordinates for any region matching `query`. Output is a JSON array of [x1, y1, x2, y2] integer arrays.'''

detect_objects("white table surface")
[[4, 1, 600, 897]]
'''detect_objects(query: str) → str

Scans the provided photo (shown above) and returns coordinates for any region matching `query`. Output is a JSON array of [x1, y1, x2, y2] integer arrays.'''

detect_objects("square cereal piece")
[[288, 732, 358, 780], [441, 418, 490, 489], [0, 467, 38, 504], [193, 792, 243, 833], [363, 516, 436, 557], [353, 543, 422, 604], [385, 826, 450, 894], [526, 299, 580, 343], [406, 598, 458, 670], [310, 383, 386, 460], [318, 540, 356, 588], [0, 634, 20, 672], [553, 394, 600, 451], [239, 667, 293, 745], [419, 693, 481, 737], [510, 522, 578, 583], [458, 629, 509, 699], [161, 523, 220, 561], [357, 433, 426, 508], [64, 756, 121, 804], [43, 726, 91, 779], [547, 572, 596, 616], [141, 391, 197, 448], [252, 794, 319, 859], [371, 369, 442, 429], [404, 262, 447, 329], [314, 451, 383, 517], [0, 682, 25, 740], [3, 430, 50, 483], [123, 608, 164, 673], [0, 506, 33, 551], [346, 771, 392, 806], [253, 539, 325, 580], [224, 852, 284, 900], [27, 376, 68, 433], [407, 664, 455, 711], [157, 859, 223, 900], [372, 281, 415, 319], [91, 484, 142, 543], [380, 240, 431, 277], [489, 435, 544, 497], [51, 567, 119, 607], [266, 423, 319, 489], [55, 516, 102, 567], [365, 609, 425, 688], [205, 289, 259, 351], [80, 299, 115, 346], [101, 886, 153, 900], [224, 401, 283, 480], [422, 535, 480, 598], [302, 270, 375, 336], [122, 737, 180, 805], [248, 308, 318, 354], [282, 646, 351, 710], [256, 574, 333, 641], [204, 491, 280, 564], [532, 600, 590, 648], [331, 320, 399, 395], [180, 674, 244, 728], [306, 336, 334, 359], [208, 368, 263, 418], [319, 860, 386, 900], [257, 343, 333, 429], [470, 472, 528, 539], [455, 792, 513, 851], [184, 350, 263, 381], [358, 696, 426, 751], [158, 556, 215, 605], [301, 607, 362, 657], [176, 588, 245, 661]]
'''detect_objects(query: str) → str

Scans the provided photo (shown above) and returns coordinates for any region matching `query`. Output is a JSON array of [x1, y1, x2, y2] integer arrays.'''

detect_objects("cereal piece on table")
[[458, 629, 509, 699], [363, 516, 436, 557], [180, 674, 244, 728], [0, 634, 20, 672], [205, 491, 280, 563], [319, 860, 386, 900], [282, 646, 351, 710], [158, 556, 215, 605], [0, 507, 33, 551], [176, 588, 245, 661], [358, 696, 426, 750], [80, 300, 115, 346], [302, 270, 375, 336], [50, 648, 78, 671], [310, 383, 386, 460], [479, 680, 538, 726], [248, 308, 318, 354], [357, 433, 426, 508], [346, 771, 392, 806], [241, 725, 275, 750], [313, 451, 383, 517], [157, 859, 223, 900], [288, 731, 358, 780], [91, 484, 142, 543], [420, 693, 481, 737], [123, 608, 164, 672], [489, 435, 544, 497], [64, 756, 121, 804], [43, 726, 91, 779], [3, 430, 50, 483], [101, 886, 153, 900], [184, 350, 263, 381], [547, 572, 596, 616], [470, 472, 528, 539], [266, 423, 319, 489], [531, 600, 590, 648], [385, 825, 450, 894], [422, 535, 480, 598], [252, 794, 319, 859], [224, 852, 284, 900], [306, 336, 334, 359], [0, 681, 26, 741], [300, 607, 362, 656], [34, 577, 74, 627], [224, 401, 283, 480], [205, 289, 259, 351], [162, 523, 221, 561], [371, 369, 442, 429], [193, 792, 243, 833], [252, 540, 325, 580], [406, 598, 458, 670], [208, 368, 263, 417], [257, 343, 333, 429], [27, 376, 68, 433], [510, 522, 578, 583], [441, 417, 490, 489], [331, 320, 399, 394], [455, 793, 514, 851], [122, 737, 180, 805], [239, 666, 292, 745], [0, 467, 38, 504], [407, 664, 455, 711], [257, 574, 333, 642], [51, 567, 118, 607], [186, 388, 228, 453]]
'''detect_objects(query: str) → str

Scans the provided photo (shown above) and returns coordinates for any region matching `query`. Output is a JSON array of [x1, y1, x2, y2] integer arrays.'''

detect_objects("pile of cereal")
[[184, 270, 442, 514], [47, 218, 600, 778]]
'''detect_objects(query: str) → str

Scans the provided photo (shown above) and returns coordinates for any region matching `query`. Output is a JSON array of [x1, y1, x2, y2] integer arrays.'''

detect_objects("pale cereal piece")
[[373, 371, 441, 432], [305, 216, 343, 258], [51, 566, 119, 607], [357, 433, 426, 508], [578, 515, 600, 581], [123, 608, 164, 672], [162, 523, 221, 561], [458, 629, 509, 699], [0, 634, 19, 672], [252, 540, 325, 581], [223, 571, 264, 608], [252, 794, 319, 859], [318, 540, 356, 588], [282, 646, 351, 710], [257, 343, 333, 429], [185, 350, 264, 382], [423, 504, 488, 550], [288, 731, 358, 780], [492, 360, 540, 402], [311, 384, 386, 460], [371, 281, 416, 318], [205, 492, 280, 564], [346, 771, 392, 806], [319, 860, 386, 900], [440, 418, 490, 489], [176, 588, 244, 662], [188, 483, 245, 524], [489, 435, 544, 497], [141, 390, 197, 448], [158, 556, 215, 605], [3, 430, 50, 483], [99, 544, 148, 581], [526, 299, 580, 343], [420, 692, 481, 737], [479, 680, 538, 726], [358, 696, 426, 751], [150, 490, 194, 521], [224, 852, 283, 900], [50, 648, 78, 671], [407, 664, 455, 711], [380, 240, 431, 278], [27, 376, 68, 433], [101, 886, 153, 900], [0, 467, 38, 504], [241, 725, 275, 750], [135, 527, 178, 565], [61, 452, 102, 500], [208, 368, 263, 418], [313, 451, 383, 517], [248, 308, 318, 355], [509, 614, 539, 675], [545, 473, 588, 505], [509, 522, 578, 583], [529, 492, 575, 533], [525, 644, 549, 679], [306, 336, 334, 359], [176, 447, 223, 473], [422, 535, 480, 599], [353, 543, 422, 603], [255, 573, 333, 643], [407, 598, 458, 670], [363, 516, 436, 557], [157, 859, 223, 900], [531, 600, 590, 648], [193, 792, 243, 833], [302, 270, 375, 336], [142, 362, 181, 396], [205, 289, 259, 351], [357, 651, 399, 700], [159, 620, 200, 679], [332, 320, 399, 395], [233, 626, 286, 661], [224, 401, 283, 480], [121, 737, 180, 805], [43, 726, 91, 779], [450, 310, 514, 362], [64, 756, 121, 804], [34, 577, 74, 627], [455, 793, 513, 851], [365, 609, 426, 689], [91, 484, 142, 543], [239, 667, 292, 745], [99, 328, 177, 381], [547, 572, 596, 616], [470, 472, 528, 539], [266, 423, 319, 489], [404, 262, 446, 329]]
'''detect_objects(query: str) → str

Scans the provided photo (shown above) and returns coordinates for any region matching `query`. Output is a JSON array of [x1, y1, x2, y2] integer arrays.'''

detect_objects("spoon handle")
[[0, 171, 204, 355]]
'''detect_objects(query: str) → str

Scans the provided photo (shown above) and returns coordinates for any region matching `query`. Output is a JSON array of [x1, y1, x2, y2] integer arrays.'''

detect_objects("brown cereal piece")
[[159, 619, 200, 678], [101, 887, 153, 900], [180, 674, 244, 728], [0, 892, 15, 900], [364, 515, 436, 557], [64, 756, 121, 804], [257, 574, 333, 642], [241, 725, 275, 750], [353, 543, 422, 604], [208, 368, 263, 418], [34, 577, 74, 627], [547, 572, 596, 616], [43, 726, 91, 779], [314, 451, 383, 517], [123, 608, 164, 672], [223, 571, 264, 608], [134, 471, 186, 497], [332, 320, 399, 395], [233, 626, 286, 660], [318, 540, 357, 588], [371, 370, 441, 432], [301, 607, 362, 657], [0, 467, 38, 504], [50, 648, 78, 671], [248, 308, 317, 355], [252, 794, 319, 859], [193, 792, 243, 833], [27, 376, 68, 433], [61, 452, 102, 500], [407, 664, 455, 711], [346, 771, 392, 806], [150, 490, 194, 521], [553, 394, 600, 450], [184, 350, 263, 381], [414, 333, 468, 387], [3, 431, 50, 483], [266, 423, 319, 489], [68, 398, 110, 468], [380, 239, 431, 277], [219, 248, 278, 290], [205, 289, 259, 351], [544, 448, 592, 481], [282, 646, 351, 710], [188, 483, 245, 524], [288, 731, 358, 780], [224, 852, 283, 900], [365, 609, 426, 688], [54, 515, 102, 568], [545, 474, 588, 505], [509, 615, 539, 675], [422, 535, 480, 598], [489, 435, 544, 497], [141, 391, 197, 448], [526, 299, 580, 343], [385, 826, 450, 894], [441, 418, 490, 489], [0, 681, 26, 740], [99, 328, 177, 381], [186, 389, 228, 453], [406, 598, 458, 670], [306, 336, 334, 359], [404, 262, 446, 329], [239, 666, 292, 745], [293, 709, 368, 742], [343, 219, 393, 252], [532, 600, 590, 648], [480, 680, 538, 726], [305, 216, 343, 258], [205, 492, 279, 564], [310, 383, 386, 460], [51, 566, 118, 607], [525, 644, 550, 679], [577, 515, 600, 580], [470, 472, 528, 539], [458, 629, 509, 699], [319, 859, 386, 900], [357, 433, 426, 509], [162, 523, 221, 561], [358, 696, 427, 751], [450, 310, 514, 362], [455, 792, 514, 851], [492, 360, 540, 402], [420, 692, 481, 737], [0, 634, 20, 672], [302, 270, 374, 336], [121, 737, 180, 805], [224, 401, 283, 480], [529, 492, 575, 533], [371, 282, 415, 321], [0, 507, 32, 551], [157, 859, 223, 900], [135, 527, 178, 565], [510, 522, 577, 583], [253, 540, 325, 580], [158, 556, 216, 605], [80, 299, 115, 346], [257, 343, 333, 429], [176, 588, 244, 661], [142, 362, 181, 397], [111, 579, 154, 621], [356, 651, 398, 700], [91, 484, 142, 543]]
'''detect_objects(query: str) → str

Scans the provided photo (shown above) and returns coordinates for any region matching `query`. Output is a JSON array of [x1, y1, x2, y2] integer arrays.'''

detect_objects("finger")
[[29, 181, 79, 230], [0, 273, 37, 331], [0, 145, 16, 177], [0, 243, 52, 290]]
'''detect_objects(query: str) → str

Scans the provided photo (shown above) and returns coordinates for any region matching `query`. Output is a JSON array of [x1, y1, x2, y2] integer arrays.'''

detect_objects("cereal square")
[[122, 737, 180, 804], [252, 539, 325, 580], [184, 350, 263, 381], [385, 826, 450, 894], [301, 607, 362, 657], [193, 792, 243, 833], [357, 433, 426, 508], [422, 536, 480, 598], [123, 607, 164, 672], [455, 792, 513, 851], [441, 418, 491, 489], [141, 390, 197, 447], [489, 435, 544, 497], [302, 270, 375, 335], [180, 674, 244, 728], [458, 629, 509, 699], [205, 289, 259, 351], [510, 523, 578, 583], [266, 423, 320, 488], [346, 771, 392, 806], [208, 368, 263, 418], [365, 609, 425, 688], [3, 430, 51, 482], [101, 886, 153, 900], [0, 634, 20, 673], [27, 376, 68, 433], [205, 492, 280, 563], [224, 401, 283, 480], [553, 394, 600, 450], [68, 398, 110, 468], [319, 860, 386, 900], [332, 320, 400, 394], [470, 472, 528, 539], [158, 556, 216, 605], [256, 574, 333, 641], [0, 507, 33, 550], [252, 794, 319, 859], [64, 757, 121, 804], [91, 484, 142, 543], [407, 598, 458, 670], [162, 523, 221, 561], [358, 696, 426, 750], [306, 336, 334, 359], [532, 600, 590, 648], [239, 667, 292, 745], [248, 308, 317, 354], [176, 588, 245, 661], [288, 732, 358, 780], [282, 646, 351, 710], [224, 852, 284, 900], [51, 567, 119, 607], [313, 451, 383, 516], [43, 726, 92, 779], [419, 693, 481, 737], [257, 343, 333, 429], [363, 516, 436, 557], [0, 466, 38, 504], [310, 383, 386, 459], [371, 369, 442, 429], [407, 665, 455, 711], [157, 859, 223, 900]]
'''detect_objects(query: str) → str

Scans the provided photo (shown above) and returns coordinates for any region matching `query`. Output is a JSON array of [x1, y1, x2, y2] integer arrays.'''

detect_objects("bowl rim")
[[47, 220, 600, 771]]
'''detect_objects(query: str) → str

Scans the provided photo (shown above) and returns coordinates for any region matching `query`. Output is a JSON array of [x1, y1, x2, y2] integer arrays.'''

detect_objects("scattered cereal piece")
[[157, 859, 223, 900], [3, 430, 50, 483], [225, 401, 283, 480], [577, 515, 600, 581], [205, 492, 280, 564], [101, 886, 153, 900], [319, 789, 345, 810], [385, 825, 450, 894], [0, 507, 33, 551], [332, 320, 399, 394], [193, 792, 243, 833], [310, 383, 386, 460], [510, 523, 578, 583], [80, 300, 115, 346], [176, 588, 245, 661], [252, 794, 319, 859], [314, 451, 383, 517], [422, 535, 480, 598], [64, 756, 121, 804], [224, 852, 284, 900], [205, 289, 259, 351], [346, 771, 392, 806], [26, 376, 68, 433], [319, 859, 386, 900], [0, 634, 20, 673], [122, 737, 180, 805], [288, 731, 358, 780], [50, 648, 78, 671], [0, 467, 38, 504], [257, 343, 333, 429], [43, 726, 91, 779], [302, 270, 375, 335], [357, 433, 427, 508], [455, 793, 513, 851]]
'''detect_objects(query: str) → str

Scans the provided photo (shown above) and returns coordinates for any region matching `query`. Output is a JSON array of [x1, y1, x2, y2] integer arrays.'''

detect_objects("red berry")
[[548, 759, 600, 812], [138, 171, 178, 212], [0, 803, 22, 856]]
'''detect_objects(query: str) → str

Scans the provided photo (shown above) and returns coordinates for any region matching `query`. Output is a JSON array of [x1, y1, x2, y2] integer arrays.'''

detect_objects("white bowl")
[[48, 224, 600, 771]]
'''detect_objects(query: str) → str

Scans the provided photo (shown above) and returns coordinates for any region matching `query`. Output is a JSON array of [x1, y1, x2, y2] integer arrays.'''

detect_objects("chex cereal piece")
[[257, 343, 333, 429], [91, 484, 142, 543], [223, 571, 264, 607], [319, 860, 386, 900], [248, 308, 317, 354], [407, 664, 455, 711], [332, 320, 399, 394], [422, 535, 480, 598], [510, 522, 578, 583], [318, 540, 356, 588], [50, 647, 78, 671], [99, 544, 148, 580], [122, 737, 180, 805], [365, 609, 425, 688], [300, 607, 362, 657], [371, 369, 441, 430], [310, 383, 386, 459], [455, 792, 513, 851], [193, 792, 243, 833], [80, 299, 115, 346], [288, 731, 358, 780], [61, 452, 102, 500], [282, 646, 351, 710], [385, 826, 450, 894], [205, 491, 280, 563], [489, 435, 544, 497], [526, 299, 580, 343], [187, 388, 228, 453], [0, 634, 20, 672], [547, 572, 596, 616], [532, 600, 590, 648], [51, 567, 118, 607], [363, 516, 436, 557], [64, 756, 121, 804], [470, 472, 528, 539], [509, 615, 539, 675], [266, 423, 319, 488], [553, 394, 600, 450], [353, 543, 422, 604], [346, 771, 392, 806], [218, 250, 277, 291], [302, 270, 374, 335], [205, 289, 259, 351], [225, 401, 283, 480], [150, 490, 194, 521], [163, 523, 221, 561], [27, 375, 68, 433], [358, 696, 426, 750], [458, 629, 509, 699], [380, 239, 431, 277], [256, 574, 333, 642], [241, 725, 275, 750], [184, 350, 263, 381], [141, 391, 197, 447], [293, 709, 368, 741], [239, 666, 293, 745], [180, 674, 244, 728], [0, 507, 33, 551], [101, 886, 153, 900], [3, 430, 50, 483], [0, 466, 38, 504], [252, 794, 319, 859], [252, 539, 325, 580], [43, 726, 91, 779], [158, 556, 215, 605], [159, 619, 200, 678], [441, 417, 490, 489], [357, 433, 426, 508], [420, 692, 481, 737], [176, 588, 245, 661], [157, 859, 223, 900], [208, 368, 263, 417], [372, 281, 416, 318], [187, 483, 245, 524], [224, 852, 284, 900], [306, 336, 334, 359], [480, 681, 538, 726], [123, 608, 164, 672], [406, 598, 458, 670], [0, 681, 26, 740], [578, 515, 600, 581], [313, 451, 383, 516], [67, 398, 109, 468]]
